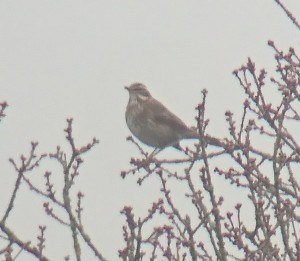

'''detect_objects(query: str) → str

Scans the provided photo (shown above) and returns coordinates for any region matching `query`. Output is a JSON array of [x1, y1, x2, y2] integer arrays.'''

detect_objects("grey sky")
[[1, 1, 300, 260]]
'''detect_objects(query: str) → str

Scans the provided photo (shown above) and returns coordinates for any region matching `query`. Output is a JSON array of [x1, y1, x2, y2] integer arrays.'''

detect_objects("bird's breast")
[[125, 100, 144, 137]]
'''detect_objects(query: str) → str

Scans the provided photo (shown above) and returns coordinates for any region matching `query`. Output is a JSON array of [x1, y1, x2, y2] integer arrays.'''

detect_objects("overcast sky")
[[1, 1, 300, 260]]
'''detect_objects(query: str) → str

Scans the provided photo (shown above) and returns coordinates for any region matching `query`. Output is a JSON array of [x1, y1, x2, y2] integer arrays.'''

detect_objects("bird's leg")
[[171, 140, 202, 158], [138, 148, 160, 172], [147, 147, 161, 159], [147, 142, 186, 159]]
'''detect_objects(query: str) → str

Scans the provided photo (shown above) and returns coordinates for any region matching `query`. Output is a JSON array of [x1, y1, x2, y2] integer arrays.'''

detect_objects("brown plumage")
[[125, 83, 200, 149]]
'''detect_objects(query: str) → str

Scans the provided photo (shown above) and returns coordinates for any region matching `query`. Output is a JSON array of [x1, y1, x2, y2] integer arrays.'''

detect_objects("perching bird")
[[125, 83, 203, 152]]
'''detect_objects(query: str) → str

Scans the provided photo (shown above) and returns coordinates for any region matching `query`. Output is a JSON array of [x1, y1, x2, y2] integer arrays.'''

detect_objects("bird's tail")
[[184, 130, 222, 147]]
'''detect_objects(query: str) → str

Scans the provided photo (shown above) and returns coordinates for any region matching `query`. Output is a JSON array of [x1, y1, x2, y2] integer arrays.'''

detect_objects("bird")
[[125, 83, 204, 154]]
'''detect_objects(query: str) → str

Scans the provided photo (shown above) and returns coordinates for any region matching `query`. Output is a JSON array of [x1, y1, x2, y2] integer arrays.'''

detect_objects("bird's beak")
[[124, 86, 129, 91]]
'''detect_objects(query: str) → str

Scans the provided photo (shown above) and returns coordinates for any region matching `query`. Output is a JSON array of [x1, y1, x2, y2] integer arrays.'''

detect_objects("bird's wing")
[[145, 98, 190, 133]]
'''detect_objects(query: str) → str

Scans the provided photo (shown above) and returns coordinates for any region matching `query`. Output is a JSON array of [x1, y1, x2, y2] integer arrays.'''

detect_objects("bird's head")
[[125, 83, 152, 101]]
